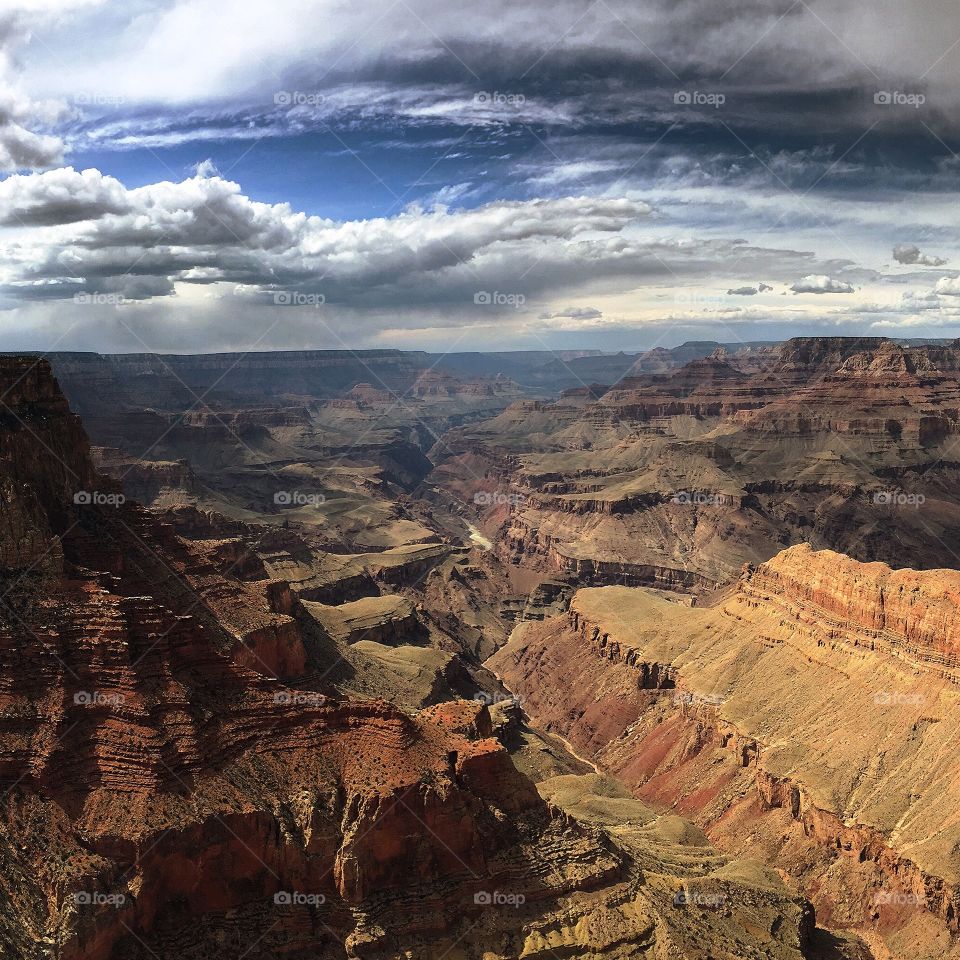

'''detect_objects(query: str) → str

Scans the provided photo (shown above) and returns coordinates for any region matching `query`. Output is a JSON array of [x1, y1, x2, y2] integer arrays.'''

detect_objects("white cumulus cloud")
[[790, 274, 855, 294]]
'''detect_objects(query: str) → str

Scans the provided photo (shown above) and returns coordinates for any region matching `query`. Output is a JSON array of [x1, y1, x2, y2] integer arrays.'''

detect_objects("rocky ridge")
[[490, 544, 960, 959]]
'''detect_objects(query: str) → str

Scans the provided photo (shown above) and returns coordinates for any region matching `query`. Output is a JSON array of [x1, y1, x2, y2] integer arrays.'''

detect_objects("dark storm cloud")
[[50, 0, 960, 178], [893, 243, 947, 266]]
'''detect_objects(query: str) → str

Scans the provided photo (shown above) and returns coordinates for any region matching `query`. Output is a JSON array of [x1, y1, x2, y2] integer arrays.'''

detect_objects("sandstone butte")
[[0, 358, 828, 958], [490, 542, 960, 960]]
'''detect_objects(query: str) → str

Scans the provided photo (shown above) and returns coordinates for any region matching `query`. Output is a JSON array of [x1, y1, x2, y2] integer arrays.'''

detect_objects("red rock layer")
[[741, 544, 960, 675], [435, 336, 960, 585]]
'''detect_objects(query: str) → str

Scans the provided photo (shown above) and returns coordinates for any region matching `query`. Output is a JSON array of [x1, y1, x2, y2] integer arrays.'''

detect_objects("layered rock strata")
[[0, 356, 820, 960], [490, 544, 960, 959]]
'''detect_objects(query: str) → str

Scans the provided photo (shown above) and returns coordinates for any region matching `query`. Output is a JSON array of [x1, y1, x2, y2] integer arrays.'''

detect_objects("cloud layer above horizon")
[[2, 0, 960, 351]]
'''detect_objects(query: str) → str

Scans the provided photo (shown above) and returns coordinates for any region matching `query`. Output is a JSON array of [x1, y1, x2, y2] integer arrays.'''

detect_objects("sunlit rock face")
[[491, 544, 960, 959]]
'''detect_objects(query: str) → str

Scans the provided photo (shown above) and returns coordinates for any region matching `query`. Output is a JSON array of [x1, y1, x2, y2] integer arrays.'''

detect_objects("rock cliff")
[[490, 544, 960, 959]]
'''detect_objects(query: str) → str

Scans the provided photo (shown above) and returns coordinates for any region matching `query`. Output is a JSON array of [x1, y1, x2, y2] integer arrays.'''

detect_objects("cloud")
[[934, 276, 960, 296], [3, 167, 849, 320], [36, 2, 960, 98], [0, 165, 129, 224], [0, 163, 876, 350], [900, 289, 943, 311], [790, 274, 855, 294], [2, 1, 958, 352], [21, 0, 960, 169], [831, 289, 948, 316], [0, 167, 660, 308], [0, 102, 63, 171], [0, 4, 99, 171], [539, 306, 603, 320], [892, 243, 947, 266]]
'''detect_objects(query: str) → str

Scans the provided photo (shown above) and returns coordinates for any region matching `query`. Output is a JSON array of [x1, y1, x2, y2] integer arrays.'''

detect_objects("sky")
[[2, 0, 960, 353]]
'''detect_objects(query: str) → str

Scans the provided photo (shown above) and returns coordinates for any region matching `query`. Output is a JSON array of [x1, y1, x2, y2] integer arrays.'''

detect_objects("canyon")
[[431, 337, 960, 591], [0, 356, 825, 959], [2, 337, 959, 958], [490, 545, 960, 960]]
